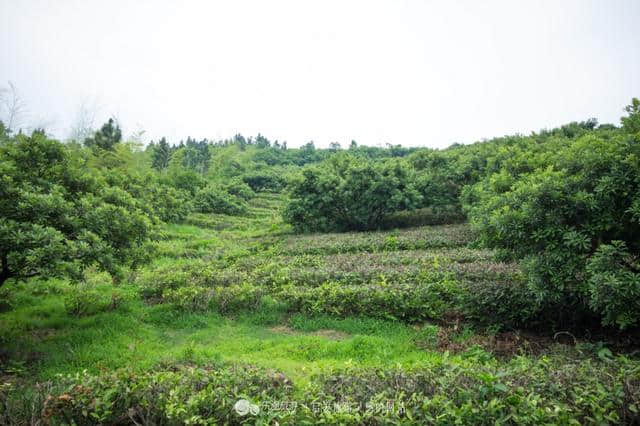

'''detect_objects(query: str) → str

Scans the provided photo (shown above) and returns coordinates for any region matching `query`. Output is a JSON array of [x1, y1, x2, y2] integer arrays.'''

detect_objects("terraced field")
[[1, 193, 638, 424]]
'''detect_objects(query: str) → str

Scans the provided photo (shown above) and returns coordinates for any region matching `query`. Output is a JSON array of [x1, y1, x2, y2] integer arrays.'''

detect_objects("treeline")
[[284, 99, 640, 330]]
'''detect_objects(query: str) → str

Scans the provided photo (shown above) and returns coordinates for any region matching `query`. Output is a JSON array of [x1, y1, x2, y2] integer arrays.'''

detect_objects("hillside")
[[1, 101, 640, 423]]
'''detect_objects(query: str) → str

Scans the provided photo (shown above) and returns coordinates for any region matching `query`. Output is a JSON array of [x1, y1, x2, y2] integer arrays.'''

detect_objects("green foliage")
[[193, 186, 248, 215], [2, 359, 637, 425], [4, 101, 640, 425], [463, 127, 640, 328], [64, 283, 124, 317], [621, 97, 640, 134], [278, 272, 459, 322], [284, 157, 422, 232], [212, 283, 264, 314], [144, 184, 192, 223], [222, 178, 255, 201], [162, 285, 212, 312], [165, 156, 207, 196], [151, 137, 171, 170], [0, 131, 154, 287], [586, 241, 640, 329], [182, 137, 211, 174], [83, 118, 122, 151], [242, 169, 286, 192], [2, 364, 295, 425]]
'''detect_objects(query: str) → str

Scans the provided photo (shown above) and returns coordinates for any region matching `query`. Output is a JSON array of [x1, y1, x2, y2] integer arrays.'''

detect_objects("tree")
[[284, 156, 421, 232], [193, 186, 248, 216], [0, 82, 27, 133], [152, 137, 171, 170], [84, 118, 122, 151], [0, 131, 154, 287], [621, 97, 640, 134], [462, 128, 640, 328], [182, 137, 211, 174]]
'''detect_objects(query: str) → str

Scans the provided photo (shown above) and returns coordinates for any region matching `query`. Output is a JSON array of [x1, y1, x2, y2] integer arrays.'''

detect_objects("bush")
[[458, 277, 542, 329], [162, 285, 212, 312], [0, 132, 155, 288], [277, 274, 459, 322], [63, 283, 123, 317], [463, 125, 640, 329], [241, 169, 286, 192], [193, 186, 248, 216], [283, 157, 422, 232], [135, 259, 216, 301], [586, 241, 640, 329], [212, 283, 264, 314], [145, 184, 193, 223], [223, 179, 255, 201], [9, 364, 295, 425], [0, 287, 13, 312], [1, 359, 638, 425]]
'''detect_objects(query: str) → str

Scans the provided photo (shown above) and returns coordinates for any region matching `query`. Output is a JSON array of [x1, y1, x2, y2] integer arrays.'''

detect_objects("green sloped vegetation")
[[1, 100, 640, 424]]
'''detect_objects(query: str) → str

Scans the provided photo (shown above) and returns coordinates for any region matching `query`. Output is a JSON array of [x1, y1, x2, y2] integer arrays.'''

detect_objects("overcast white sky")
[[1, 0, 639, 148]]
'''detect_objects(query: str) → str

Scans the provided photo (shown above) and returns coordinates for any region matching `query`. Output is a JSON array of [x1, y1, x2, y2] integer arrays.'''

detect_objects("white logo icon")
[[234, 399, 260, 416]]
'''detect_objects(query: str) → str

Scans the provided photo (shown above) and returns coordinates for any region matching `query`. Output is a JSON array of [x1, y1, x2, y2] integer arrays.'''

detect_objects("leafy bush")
[[212, 283, 264, 314], [462, 122, 640, 328], [193, 186, 248, 216], [63, 283, 124, 317], [3, 364, 295, 425], [586, 241, 640, 329], [0, 131, 155, 288], [135, 259, 216, 300], [223, 178, 255, 201], [284, 157, 422, 232], [0, 287, 13, 312], [162, 285, 212, 312], [242, 169, 286, 192], [4, 359, 636, 425], [277, 274, 459, 322], [145, 184, 193, 223], [379, 206, 465, 229], [458, 277, 542, 329]]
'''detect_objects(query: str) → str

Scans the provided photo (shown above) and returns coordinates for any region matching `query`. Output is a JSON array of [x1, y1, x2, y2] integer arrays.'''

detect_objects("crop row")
[[3, 358, 637, 424], [278, 223, 475, 255], [136, 248, 519, 295]]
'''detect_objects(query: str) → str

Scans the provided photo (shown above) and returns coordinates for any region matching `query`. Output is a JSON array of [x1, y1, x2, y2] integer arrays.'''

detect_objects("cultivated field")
[[1, 193, 638, 424]]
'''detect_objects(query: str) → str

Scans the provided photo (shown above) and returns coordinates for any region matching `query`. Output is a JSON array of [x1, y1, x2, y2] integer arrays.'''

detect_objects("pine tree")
[[83, 118, 122, 151], [152, 137, 171, 170]]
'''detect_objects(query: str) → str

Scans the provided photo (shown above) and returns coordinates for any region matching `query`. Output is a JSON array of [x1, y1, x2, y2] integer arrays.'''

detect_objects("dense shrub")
[[463, 126, 640, 329], [284, 157, 422, 232], [279, 224, 474, 255], [277, 274, 459, 322], [162, 285, 212, 312], [222, 178, 255, 201], [64, 284, 125, 316], [586, 241, 640, 329], [241, 169, 286, 192], [0, 364, 295, 425], [2, 360, 637, 425], [135, 259, 217, 300], [212, 283, 264, 314], [458, 278, 542, 329], [193, 186, 248, 216], [0, 131, 155, 288], [144, 184, 192, 223]]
